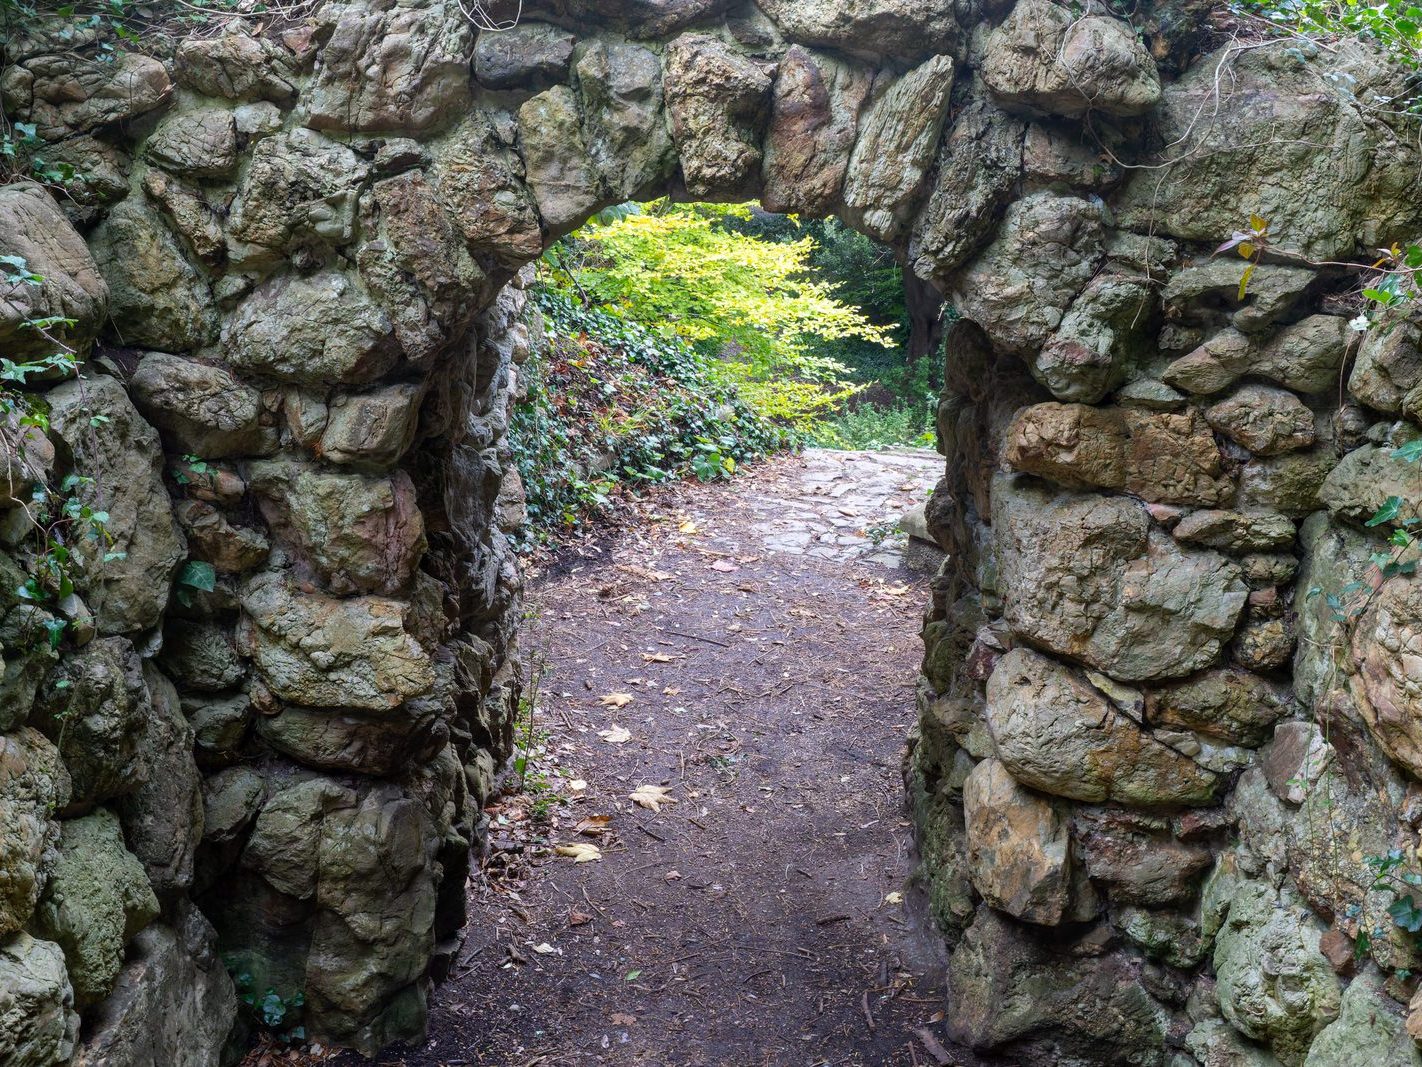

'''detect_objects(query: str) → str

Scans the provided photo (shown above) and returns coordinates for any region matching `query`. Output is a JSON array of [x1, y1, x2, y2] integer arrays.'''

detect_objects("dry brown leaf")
[[629, 785, 675, 812], [599, 692, 634, 708], [710, 559, 739, 572], [569, 909, 593, 926], [641, 652, 675, 663], [575, 815, 612, 836], [609, 1012, 637, 1026], [599, 725, 632, 744], [555, 842, 603, 863]]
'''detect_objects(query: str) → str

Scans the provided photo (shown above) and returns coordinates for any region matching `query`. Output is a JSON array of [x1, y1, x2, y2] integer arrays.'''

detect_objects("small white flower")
[[1350, 314, 1371, 333]]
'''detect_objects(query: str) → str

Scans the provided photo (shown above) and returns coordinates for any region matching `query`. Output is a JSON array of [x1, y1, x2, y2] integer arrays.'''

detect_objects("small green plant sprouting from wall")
[[231, 970, 307, 1044], [1, 254, 122, 648], [1352, 850, 1422, 968]]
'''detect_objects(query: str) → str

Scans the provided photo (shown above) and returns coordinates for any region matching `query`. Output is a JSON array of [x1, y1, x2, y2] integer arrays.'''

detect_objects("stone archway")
[[4, 1, 1422, 1063]]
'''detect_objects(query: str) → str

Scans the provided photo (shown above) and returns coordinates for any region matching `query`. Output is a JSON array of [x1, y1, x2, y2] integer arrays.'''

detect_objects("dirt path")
[[370, 450, 972, 1067]]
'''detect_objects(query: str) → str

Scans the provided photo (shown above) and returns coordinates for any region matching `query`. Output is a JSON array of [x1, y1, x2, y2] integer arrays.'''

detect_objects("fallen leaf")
[[600, 692, 634, 708], [678, 520, 699, 534], [664, 870, 682, 881], [555, 842, 603, 863], [575, 815, 612, 836], [599, 725, 632, 744], [531, 942, 558, 955], [609, 1012, 637, 1026], [663, 686, 681, 696], [624, 969, 641, 981], [641, 652, 675, 663], [884, 891, 904, 905], [710, 559, 739, 572], [884, 584, 911, 596], [569, 779, 588, 792], [569, 909, 593, 926], [630, 785, 675, 812]]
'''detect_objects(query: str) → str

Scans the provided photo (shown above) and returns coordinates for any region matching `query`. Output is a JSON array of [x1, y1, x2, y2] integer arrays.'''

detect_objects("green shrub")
[[507, 288, 793, 549]]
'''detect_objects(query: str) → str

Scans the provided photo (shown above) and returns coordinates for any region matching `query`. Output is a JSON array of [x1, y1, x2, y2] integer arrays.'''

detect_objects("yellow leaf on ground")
[[630, 785, 675, 812], [642, 652, 675, 663], [555, 842, 603, 863], [600, 692, 634, 708], [884, 891, 904, 905], [678, 520, 699, 534], [599, 725, 632, 744]]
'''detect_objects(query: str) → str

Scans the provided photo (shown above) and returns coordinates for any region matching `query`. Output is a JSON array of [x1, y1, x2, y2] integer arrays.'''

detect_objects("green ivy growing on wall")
[[508, 288, 792, 550]]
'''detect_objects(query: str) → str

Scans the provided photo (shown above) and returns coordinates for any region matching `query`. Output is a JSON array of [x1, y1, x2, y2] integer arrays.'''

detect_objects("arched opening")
[[5, 2, 1422, 1066]]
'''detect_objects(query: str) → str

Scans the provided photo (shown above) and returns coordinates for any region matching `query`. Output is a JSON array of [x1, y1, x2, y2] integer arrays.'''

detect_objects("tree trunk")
[[903, 270, 946, 365]]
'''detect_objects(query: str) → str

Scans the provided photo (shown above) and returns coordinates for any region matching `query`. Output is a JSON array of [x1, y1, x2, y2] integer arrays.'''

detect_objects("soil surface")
[[337, 449, 975, 1067]]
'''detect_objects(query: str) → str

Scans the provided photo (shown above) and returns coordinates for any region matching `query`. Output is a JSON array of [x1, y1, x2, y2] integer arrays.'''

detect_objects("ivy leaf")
[[1389, 895, 1422, 933], [1392, 439, 1422, 463], [1367, 496, 1403, 527], [177, 560, 217, 592]]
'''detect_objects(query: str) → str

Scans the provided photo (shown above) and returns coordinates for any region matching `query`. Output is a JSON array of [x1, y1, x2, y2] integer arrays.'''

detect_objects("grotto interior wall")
[[4, 0, 1422, 1064]]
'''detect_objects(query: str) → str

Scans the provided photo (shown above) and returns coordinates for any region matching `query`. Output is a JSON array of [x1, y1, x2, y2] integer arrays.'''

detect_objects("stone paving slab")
[[740, 447, 944, 568]]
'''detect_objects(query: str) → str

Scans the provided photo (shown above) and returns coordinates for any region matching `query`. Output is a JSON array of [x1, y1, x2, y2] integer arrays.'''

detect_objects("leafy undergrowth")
[[509, 288, 793, 552]]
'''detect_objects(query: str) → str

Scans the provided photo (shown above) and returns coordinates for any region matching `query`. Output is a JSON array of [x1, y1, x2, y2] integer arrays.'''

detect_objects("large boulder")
[[118, 665, 202, 900], [359, 170, 485, 365], [227, 128, 369, 257], [238, 571, 435, 711], [517, 86, 605, 237], [0, 933, 78, 1067], [304, 0, 472, 135], [128, 351, 273, 458], [981, 0, 1161, 118], [173, 31, 297, 103], [0, 728, 70, 938], [1146, 669, 1292, 747], [664, 34, 774, 199], [1, 51, 169, 140], [429, 112, 544, 266], [947, 905, 1171, 1060], [985, 648, 1221, 806], [1115, 41, 1422, 259], [473, 21, 574, 89], [144, 107, 239, 180], [1348, 308, 1422, 416], [1163, 318, 1349, 398], [72, 908, 236, 1067], [248, 462, 427, 597], [47, 375, 186, 635], [575, 38, 676, 202], [951, 193, 1106, 357], [757, 0, 965, 58], [31, 639, 151, 810], [1301, 967, 1421, 1066], [0, 182, 107, 360], [992, 476, 1248, 681], [223, 269, 401, 385], [32, 808, 160, 1007], [841, 55, 955, 243], [761, 46, 875, 217], [962, 757, 1073, 924], [1209, 872, 1341, 1065], [88, 198, 216, 352], [909, 99, 1026, 284], [1320, 444, 1422, 529], [316, 384, 423, 472]]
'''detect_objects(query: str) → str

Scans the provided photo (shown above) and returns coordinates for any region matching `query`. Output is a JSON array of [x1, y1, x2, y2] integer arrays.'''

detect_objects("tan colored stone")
[[963, 758, 1071, 925]]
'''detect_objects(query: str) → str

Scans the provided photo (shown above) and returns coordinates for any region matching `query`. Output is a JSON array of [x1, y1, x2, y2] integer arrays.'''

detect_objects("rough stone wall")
[[3, 0, 1422, 1064]]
